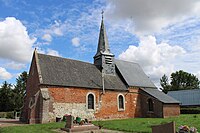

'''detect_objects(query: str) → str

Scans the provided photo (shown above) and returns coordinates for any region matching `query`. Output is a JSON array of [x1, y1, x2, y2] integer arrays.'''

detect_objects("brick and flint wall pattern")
[[47, 87, 141, 121]]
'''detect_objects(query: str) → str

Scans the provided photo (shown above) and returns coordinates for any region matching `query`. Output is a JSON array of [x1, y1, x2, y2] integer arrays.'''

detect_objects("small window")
[[88, 94, 94, 109], [118, 94, 125, 111], [148, 99, 153, 111]]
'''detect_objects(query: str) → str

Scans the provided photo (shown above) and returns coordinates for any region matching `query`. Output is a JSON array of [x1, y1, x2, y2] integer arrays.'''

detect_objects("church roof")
[[168, 89, 200, 106], [115, 59, 156, 88], [141, 88, 180, 104], [37, 53, 127, 90]]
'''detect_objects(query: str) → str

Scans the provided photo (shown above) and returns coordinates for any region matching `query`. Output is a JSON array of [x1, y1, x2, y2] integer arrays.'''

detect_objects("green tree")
[[160, 70, 200, 93], [13, 71, 28, 111], [160, 74, 171, 93], [170, 70, 200, 90], [0, 81, 14, 111]]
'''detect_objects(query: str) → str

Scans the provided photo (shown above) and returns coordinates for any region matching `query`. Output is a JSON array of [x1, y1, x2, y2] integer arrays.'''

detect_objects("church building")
[[21, 17, 180, 124]]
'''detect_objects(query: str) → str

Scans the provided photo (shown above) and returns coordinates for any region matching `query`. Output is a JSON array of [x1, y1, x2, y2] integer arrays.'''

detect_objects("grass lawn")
[[0, 122, 65, 133], [92, 114, 200, 133], [0, 114, 199, 133]]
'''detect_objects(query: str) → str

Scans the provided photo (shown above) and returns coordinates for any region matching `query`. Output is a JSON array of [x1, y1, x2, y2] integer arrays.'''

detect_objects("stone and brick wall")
[[47, 87, 141, 121]]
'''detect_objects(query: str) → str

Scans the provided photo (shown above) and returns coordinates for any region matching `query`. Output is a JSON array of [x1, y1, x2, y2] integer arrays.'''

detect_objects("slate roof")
[[115, 59, 156, 88], [168, 89, 200, 106], [141, 88, 180, 104], [37, 53, 127, 90]]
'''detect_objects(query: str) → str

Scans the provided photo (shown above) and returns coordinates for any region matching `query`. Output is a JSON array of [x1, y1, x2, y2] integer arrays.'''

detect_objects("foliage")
[[0, 112, 15, 118], [160, 74, 171, 93], [13, 71, 28, 111], [0, 81, 14, 112], [0, 71, 28, 112], [160, 70, 200, 93], [181, 107, 200, 114]]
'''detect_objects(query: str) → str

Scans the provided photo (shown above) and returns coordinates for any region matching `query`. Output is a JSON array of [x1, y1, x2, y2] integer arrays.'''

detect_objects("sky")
[[1, 0, 200, 87]]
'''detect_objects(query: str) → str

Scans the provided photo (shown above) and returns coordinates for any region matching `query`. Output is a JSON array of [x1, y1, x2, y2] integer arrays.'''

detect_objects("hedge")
[[0, 112, 15, 119], [181, 107, 200, 114]]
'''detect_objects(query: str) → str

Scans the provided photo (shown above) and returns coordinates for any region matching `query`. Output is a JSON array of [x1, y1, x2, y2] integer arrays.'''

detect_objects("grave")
[[61, 115, 99, 132]]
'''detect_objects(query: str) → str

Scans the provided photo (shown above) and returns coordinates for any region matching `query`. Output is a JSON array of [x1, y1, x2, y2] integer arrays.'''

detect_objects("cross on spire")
[[101, 10, 104, 20]]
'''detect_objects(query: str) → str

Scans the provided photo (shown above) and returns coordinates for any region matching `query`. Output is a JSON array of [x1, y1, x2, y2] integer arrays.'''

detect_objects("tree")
[[13, 71, 28, 111], [160, 70, 200, 93], [160, 74, 171, 93], [0, 81, 14, 111], [170, 70, 200, 90]]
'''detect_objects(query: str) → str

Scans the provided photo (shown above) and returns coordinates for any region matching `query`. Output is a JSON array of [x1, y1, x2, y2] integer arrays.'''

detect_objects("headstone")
[[152, 121, 176, 133], [65, 115, 73, 128]]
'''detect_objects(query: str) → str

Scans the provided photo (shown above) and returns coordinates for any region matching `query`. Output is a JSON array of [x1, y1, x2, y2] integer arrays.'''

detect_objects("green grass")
[[0, 121, 65, 133], [0, 114, 200, 133], [92, 114, 200, 133]]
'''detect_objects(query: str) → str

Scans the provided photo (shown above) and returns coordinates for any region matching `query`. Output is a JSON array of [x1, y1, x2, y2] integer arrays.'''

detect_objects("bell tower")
[[94, 11, 115, 76]]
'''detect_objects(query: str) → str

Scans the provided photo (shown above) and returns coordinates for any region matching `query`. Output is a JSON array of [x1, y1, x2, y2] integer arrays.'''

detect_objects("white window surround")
[[86, 92, 96, 111], [117, 93, 125, 111]]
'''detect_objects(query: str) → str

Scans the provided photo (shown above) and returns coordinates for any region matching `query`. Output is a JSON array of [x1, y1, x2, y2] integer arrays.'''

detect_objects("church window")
[[86, 93, 95, 110], [118, 94, 125, 111], [148, 98, 154, 111]]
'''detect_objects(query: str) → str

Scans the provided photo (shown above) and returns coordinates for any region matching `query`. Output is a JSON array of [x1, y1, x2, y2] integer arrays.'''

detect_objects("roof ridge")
[[37, 53, 94, 66], [115, 59, 140, 65]]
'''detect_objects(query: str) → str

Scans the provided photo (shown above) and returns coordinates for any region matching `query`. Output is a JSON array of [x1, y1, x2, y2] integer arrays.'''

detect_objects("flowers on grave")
[[178, 125, 198, 133]]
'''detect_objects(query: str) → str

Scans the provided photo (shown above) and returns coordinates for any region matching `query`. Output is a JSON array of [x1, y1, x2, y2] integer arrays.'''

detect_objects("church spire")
[[94, 10, 114, 57], [94, 11, 115, 76]]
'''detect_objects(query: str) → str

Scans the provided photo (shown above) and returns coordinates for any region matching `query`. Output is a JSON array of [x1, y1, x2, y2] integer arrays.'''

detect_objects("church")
[[21, 17, 180, 124]]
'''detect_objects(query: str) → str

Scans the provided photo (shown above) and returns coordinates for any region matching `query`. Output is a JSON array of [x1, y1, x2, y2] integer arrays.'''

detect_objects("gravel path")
[[0, 118, 27, 127]]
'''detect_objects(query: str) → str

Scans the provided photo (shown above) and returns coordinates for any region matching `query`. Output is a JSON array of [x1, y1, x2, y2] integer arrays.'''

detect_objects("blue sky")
[[1, 0, 200, 87]]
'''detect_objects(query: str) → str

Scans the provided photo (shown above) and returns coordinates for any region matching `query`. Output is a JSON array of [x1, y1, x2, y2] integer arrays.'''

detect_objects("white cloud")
[[0, 17, 36, 63], [196, 71, 200, 80], [36, 47, 61, 57], [0, 67, 12, 80], [71, 37, 80, 47], [119, 35, 185, 84], [42, 34, 52, 42], [106, 0, 200, 34], [5, 61, 26, 70], [46, 49, 61, 57]]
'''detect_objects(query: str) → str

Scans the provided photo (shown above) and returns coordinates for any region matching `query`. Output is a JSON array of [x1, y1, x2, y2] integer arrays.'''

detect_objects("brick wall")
[[21, 53, 41, 124], [48, 87, 141, 121], [163, 104, 180, 118], [139, 89, 163, 118]]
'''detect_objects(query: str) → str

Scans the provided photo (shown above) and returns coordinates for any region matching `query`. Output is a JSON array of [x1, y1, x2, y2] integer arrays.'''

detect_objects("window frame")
[[148, 98, 154, 112], [117, 94, 125, 111], [86, 92, 96, 111]]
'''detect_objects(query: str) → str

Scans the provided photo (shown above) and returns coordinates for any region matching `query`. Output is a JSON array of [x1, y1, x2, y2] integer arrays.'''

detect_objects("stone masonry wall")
[[48, 87, 141, 121]]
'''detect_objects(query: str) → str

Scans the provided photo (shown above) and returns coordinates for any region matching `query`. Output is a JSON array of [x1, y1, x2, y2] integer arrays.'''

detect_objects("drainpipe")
[[102, 71, 105, 94]]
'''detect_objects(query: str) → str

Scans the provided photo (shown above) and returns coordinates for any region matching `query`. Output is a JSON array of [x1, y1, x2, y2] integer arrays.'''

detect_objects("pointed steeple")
[[94, 11, 114, 57], [94, 11, 115, 76]]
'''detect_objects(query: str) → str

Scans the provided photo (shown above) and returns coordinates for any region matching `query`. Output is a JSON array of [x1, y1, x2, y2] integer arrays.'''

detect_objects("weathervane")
[[101, 10, 104, 20]]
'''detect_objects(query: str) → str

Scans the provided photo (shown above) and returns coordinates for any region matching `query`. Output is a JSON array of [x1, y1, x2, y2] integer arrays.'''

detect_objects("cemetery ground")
[[0, 114, 199, 133]]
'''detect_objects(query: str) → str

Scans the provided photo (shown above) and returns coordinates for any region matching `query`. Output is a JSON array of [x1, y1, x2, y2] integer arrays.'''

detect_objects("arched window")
[[87, 93, 94, 109], [118, 94, 125, 110], [148, 99, 153, 111]]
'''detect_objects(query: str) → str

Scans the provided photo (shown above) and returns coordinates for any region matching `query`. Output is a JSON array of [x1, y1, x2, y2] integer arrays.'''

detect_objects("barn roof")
[[115, 59, 156, 88], [168, 89, 200, 106], [37, 53, 127, 90], [141, 88, 180, 104]]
